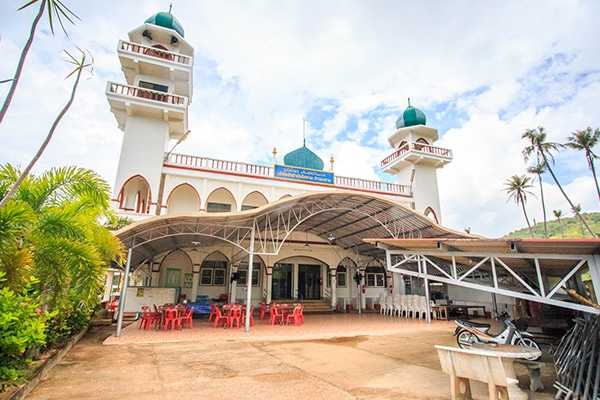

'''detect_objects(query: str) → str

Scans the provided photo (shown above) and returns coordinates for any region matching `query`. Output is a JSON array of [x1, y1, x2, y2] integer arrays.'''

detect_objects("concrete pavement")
[[22, 314, 558, 399]]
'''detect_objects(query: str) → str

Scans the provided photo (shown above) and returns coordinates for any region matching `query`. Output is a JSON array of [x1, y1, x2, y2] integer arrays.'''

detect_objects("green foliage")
[[43, 298, 95, 347], [503, 212, 600, 238], [0, 273, 55, 391], [0, 164, 124, 390]]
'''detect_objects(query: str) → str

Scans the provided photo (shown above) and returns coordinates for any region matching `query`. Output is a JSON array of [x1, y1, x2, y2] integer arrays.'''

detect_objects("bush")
[[43, 297, 96, 348], [0, 274, 50, 392]]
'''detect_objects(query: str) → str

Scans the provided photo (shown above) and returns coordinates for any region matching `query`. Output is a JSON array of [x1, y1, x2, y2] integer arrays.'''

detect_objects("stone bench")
[[514, 360, 544, 392], [435, 345, 520, 399]]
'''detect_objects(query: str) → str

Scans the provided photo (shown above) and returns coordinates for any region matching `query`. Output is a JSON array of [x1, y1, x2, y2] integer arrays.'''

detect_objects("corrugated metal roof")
[[114, 191, 470, 267]]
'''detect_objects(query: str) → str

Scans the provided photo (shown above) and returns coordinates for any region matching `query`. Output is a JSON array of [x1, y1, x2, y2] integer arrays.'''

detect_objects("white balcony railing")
[[107, 82, 188, 107], [166, 153, 410, 196], [119, 40, 191, 66], [381, 141, 452, 169]]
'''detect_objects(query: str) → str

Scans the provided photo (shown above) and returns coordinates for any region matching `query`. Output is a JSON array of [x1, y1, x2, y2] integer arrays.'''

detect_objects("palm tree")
[[0, 0, 79, 124], [503, 175, 536, 238], [571, 204, 587, 238], [553, 209, 565, 238], [0, 164, 124, 312], [527, 163, 548, 237], [522, 127, 596, 238], [0, 49, 93, 211], [565, 127, 600, 203]]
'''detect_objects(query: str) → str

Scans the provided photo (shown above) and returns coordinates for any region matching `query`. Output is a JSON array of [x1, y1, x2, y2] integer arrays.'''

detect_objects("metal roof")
[[114, 190, 470, 267]]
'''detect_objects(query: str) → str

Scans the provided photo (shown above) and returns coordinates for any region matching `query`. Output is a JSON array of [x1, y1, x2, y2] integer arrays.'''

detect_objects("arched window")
[[337, 265, 347, 287]]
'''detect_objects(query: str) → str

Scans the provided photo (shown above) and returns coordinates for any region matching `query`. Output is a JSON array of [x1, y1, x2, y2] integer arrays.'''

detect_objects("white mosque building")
[[106, 12, 458, 308], [102, 10, 600, 332]]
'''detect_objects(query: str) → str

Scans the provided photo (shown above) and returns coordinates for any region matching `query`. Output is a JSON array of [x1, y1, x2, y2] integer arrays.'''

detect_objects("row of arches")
[[129, 248, 391, 303], [115, 175, 288, 214]]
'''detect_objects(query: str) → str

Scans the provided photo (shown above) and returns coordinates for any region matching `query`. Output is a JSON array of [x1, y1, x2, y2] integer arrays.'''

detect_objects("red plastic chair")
[[139, 306, 153, 330], [212, 307, 228, 328], [163, 308, 179, 331], [179, 306, 194, 329], [208, 303, 217, 322], [228, 305, 242, 329], [152, 304, 163, 329], [258, 302, 267, 320], [269, 304, 284, 326], [286, 305, 303, 326], [241, 306, 254, 327]]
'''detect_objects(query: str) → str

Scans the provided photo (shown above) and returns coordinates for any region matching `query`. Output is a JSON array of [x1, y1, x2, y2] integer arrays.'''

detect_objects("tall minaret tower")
[[380, 100, 452, 223], [106, 10, 193, 216]]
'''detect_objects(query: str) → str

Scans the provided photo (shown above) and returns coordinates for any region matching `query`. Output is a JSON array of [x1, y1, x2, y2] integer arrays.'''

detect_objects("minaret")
[[106, 11, 193, 216], [380, 100, 452, 223]]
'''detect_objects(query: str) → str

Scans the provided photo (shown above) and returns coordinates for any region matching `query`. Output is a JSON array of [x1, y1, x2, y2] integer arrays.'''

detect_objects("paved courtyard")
[[24, 313, 558, 399]]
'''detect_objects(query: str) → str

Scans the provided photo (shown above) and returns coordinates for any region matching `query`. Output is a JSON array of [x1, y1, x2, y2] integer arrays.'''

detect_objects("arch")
[[118, 175, 152, 214], [241, 191, 268, 211], [158, 249, 193, 288], [205, 187, 237, 213], [416, 137, 429, 144], [398, 140, 407, 149], [423, 206, 439, 224], [278, 194, 292, 200], [166, 183, 200, 214], [199, 251, 230, 287]]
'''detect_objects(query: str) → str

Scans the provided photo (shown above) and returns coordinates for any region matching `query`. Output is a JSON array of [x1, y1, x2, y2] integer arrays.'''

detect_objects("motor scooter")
[[454, 312, 541, 360]]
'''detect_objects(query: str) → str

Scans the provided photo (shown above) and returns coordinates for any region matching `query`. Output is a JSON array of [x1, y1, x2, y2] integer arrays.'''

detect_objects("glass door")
[[298, 264, 321, 300], [272, 263, 292, 300]]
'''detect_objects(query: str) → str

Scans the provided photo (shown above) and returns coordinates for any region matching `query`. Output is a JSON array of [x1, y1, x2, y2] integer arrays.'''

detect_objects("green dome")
[[145, 12, 185, 37], [283, 144, 324, 171], [396, 105, 426, 129]]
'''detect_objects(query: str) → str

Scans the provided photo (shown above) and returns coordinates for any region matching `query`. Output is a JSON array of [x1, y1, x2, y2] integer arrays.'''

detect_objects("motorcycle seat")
[[458, 319, 491, 329]]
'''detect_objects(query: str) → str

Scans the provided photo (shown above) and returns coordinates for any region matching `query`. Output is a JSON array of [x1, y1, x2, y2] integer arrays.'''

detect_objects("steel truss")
[[384, 248, 600, 315]]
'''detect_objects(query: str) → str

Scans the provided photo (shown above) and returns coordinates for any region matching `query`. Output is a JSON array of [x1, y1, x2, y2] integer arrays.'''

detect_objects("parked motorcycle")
[[454, 312, 541, 360]]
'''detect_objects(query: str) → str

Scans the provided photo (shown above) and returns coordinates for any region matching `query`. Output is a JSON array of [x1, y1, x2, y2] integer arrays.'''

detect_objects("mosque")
[[105, 10, 600, 326]]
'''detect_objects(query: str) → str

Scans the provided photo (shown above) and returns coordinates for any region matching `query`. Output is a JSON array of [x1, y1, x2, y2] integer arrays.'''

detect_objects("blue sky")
[[1, 0, 599, 237]]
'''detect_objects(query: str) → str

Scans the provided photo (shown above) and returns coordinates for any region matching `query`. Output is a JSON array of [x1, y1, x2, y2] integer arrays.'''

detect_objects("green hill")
[[503, 212, 600, 239]]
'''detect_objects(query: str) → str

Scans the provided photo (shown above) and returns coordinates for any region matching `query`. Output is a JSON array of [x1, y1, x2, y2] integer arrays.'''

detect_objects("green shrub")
[[0, 273, 51, 392], [43, 297, 95, 348]]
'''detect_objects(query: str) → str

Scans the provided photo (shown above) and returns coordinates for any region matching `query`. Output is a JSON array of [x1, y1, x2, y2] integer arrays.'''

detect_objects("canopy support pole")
[[115, 248, 132, 337]]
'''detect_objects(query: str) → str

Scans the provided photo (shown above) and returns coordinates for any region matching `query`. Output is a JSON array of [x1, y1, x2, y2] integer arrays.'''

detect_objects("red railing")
[[119, 40, 191, 65], [108, 82, 187, 106], [166, 153, 409, 195], [381, 142, 452, 168]]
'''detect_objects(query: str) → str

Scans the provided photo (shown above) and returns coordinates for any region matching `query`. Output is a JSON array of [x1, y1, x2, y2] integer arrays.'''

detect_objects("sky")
[[1, 0, 599, 238]]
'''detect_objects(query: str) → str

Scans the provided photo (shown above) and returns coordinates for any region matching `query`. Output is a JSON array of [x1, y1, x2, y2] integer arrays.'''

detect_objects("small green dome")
[[283, 144, 324, 171], [396, 104, 426, 129], [145, 12, 185, 37]]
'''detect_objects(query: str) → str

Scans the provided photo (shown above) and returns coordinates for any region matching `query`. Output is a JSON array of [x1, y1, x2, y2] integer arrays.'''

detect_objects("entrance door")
[[272, 263, 292, 300], [298, 264, 321, 300]]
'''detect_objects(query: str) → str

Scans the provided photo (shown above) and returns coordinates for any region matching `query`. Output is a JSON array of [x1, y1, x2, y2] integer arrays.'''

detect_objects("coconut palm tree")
[[527, 163, 548, 237], [0, 0, 79, 124], [571, 204, 587, 238], [553, 209, 565, 238], [503, 175, 536, 238], [565, 127, 600, 203], [0, 164, 124, 312], [522, 127, 596, 238], [0, 49, 93, 211]]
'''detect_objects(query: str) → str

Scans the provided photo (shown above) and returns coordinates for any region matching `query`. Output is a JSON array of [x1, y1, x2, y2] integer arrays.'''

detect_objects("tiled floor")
[[104, 312, 459, 345]]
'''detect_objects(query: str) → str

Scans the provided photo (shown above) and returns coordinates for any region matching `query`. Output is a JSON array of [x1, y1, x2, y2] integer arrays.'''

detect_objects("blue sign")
[[274, 165, 334, 185]]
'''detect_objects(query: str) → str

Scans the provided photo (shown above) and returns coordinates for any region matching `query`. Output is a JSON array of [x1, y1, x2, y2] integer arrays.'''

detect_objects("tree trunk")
[[0, 65, 84, 210], [543, 153, 596, 238], [0, 1, 45, 124]]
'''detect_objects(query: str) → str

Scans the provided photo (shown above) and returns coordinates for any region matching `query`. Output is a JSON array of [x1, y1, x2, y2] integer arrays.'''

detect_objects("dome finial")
[[169, 3, 173, 13], [303, 117, 306, 147], [408, 97, 411, 107]]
